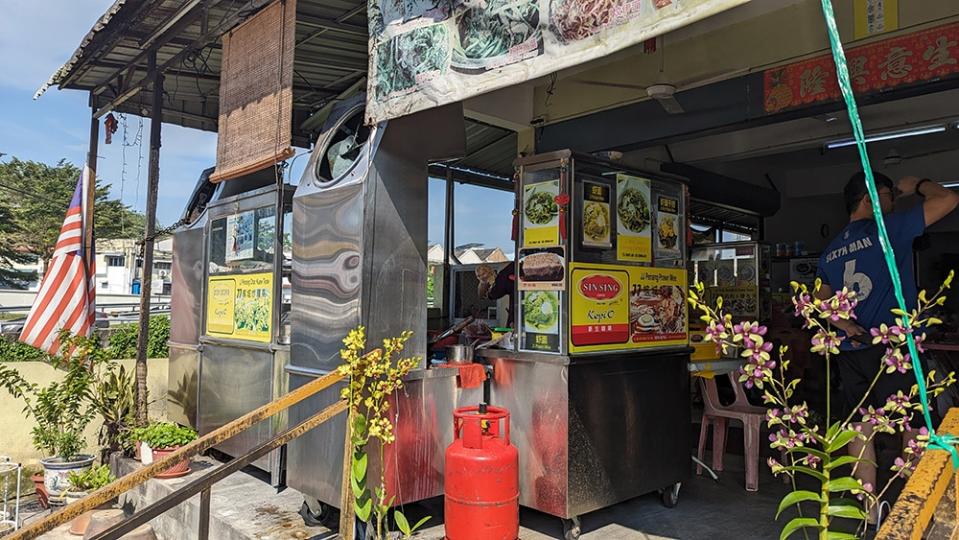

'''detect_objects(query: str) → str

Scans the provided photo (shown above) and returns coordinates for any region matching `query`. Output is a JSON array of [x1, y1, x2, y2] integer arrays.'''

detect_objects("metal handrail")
[[9, 369, 346, 540], [876, 407, 959, 540]]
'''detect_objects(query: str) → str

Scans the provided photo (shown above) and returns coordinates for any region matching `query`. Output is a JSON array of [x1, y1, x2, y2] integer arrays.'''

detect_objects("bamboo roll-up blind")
[[210, 0, 296, 183]]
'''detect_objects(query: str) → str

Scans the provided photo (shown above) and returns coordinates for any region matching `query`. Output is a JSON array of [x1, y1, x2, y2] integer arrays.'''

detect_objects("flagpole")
[[86, 95, 99, 289]]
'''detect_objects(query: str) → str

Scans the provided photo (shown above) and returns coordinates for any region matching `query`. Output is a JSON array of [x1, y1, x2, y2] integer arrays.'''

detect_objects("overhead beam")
[[297, 13, 368, 37], [93, 0, 212, 96], [89, 0, 277, 118]]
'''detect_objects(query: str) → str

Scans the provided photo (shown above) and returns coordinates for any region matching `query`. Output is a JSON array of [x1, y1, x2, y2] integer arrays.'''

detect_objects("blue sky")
[[0, 1, 514, 252]]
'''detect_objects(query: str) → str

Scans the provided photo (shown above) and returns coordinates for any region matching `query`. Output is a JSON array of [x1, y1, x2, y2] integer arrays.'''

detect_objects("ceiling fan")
[[570, 38, 742, 114]]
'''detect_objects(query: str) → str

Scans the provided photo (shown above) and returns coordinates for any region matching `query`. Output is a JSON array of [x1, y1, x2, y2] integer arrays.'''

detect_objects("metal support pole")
[[135, 51, 163, 425], [442, 166, 454, 318], [86, 97, 99, 276], [198, 487, 210, 540]]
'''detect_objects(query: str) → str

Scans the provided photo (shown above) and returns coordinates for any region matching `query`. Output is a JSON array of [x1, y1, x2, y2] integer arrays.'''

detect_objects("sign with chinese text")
[[569, 263, 687, 353], [854, 0, 898, 40], [582, 181, 612, 248], [654, 195, 681, 261], [523, 180, 561, 248], [520, 290, 561, 353], [366, 0, 750, 123], [206, 272, 274, 343], [615, 174, 652, 263], [764, 21, 959, 114]]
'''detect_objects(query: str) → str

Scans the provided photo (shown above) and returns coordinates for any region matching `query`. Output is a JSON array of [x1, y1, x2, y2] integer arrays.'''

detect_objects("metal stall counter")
[[168, 168, 295, 485], [473, 151, 693, 537]]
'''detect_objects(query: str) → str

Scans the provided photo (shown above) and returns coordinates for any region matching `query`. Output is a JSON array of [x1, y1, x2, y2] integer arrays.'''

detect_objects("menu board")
[[206, 272, 274, 343], [582, 181, 611, 248], [569, 262, 687, 353], [654, 194, 681, 261], [518, 247, 565, 291], [615, 174, 652, 263], [519, 290, 562, 353], [522, 180, 560, 248]]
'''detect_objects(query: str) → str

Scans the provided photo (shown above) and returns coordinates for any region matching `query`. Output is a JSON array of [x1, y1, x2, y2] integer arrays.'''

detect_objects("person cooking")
[[816, 171, 959, 521], [477, 261, 516, 327]]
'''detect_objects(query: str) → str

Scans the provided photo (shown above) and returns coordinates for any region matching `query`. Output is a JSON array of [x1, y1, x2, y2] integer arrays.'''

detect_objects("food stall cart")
[[476, 150, 692, 535], [169, 173, 295, 485]]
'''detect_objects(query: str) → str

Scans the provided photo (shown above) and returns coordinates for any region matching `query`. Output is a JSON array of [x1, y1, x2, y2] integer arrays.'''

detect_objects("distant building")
[[12, 238, 173, 296]]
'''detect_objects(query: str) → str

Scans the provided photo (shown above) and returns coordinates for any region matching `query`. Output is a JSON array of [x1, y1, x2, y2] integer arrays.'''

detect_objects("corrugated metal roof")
[[38, 0, 518, 174]]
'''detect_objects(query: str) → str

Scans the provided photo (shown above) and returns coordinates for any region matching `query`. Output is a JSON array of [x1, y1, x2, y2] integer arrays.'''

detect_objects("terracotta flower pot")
[[151, 447, 190, 479], [31, 473, 49, 509], [66, 490, 91, 535]]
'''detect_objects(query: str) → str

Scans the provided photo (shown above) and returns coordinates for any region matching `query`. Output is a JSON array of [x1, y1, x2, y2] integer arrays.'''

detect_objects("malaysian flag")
[[19, 168, 96, 355]]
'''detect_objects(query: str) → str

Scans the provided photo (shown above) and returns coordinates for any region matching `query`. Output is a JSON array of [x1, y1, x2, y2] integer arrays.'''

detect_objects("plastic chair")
[[696, 373, 771, 492]]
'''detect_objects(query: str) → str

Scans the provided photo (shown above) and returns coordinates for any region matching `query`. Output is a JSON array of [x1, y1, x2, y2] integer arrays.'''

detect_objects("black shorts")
[[837, 345, 925, 429]]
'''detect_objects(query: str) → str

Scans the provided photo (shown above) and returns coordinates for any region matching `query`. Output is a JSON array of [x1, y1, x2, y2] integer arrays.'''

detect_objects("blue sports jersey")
[[817, 204, 924, 350]]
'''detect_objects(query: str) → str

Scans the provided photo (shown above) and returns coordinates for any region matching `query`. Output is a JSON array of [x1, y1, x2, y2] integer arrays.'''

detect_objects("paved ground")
[[24, 454, 793, 540]]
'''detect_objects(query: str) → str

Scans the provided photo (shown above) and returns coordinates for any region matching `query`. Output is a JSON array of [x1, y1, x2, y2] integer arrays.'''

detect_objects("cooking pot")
[[446, 344, 474, 363]]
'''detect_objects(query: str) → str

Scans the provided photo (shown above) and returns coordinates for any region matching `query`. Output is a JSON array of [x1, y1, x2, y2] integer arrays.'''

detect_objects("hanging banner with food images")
[[523, 180, 561, 248], [206, 272, 274, 343], [654, 194, 681, 260], [569, 263, 686, 353], [582, 181, 612, 248], [615, 174, 652, 263], [518, 247, 566, 291], [520, 290, 562, 353], [365, 0, 750, 123]]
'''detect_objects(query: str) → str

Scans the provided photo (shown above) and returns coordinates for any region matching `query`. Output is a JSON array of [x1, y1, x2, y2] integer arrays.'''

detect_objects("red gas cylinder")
[[445, 405, 519, 540]]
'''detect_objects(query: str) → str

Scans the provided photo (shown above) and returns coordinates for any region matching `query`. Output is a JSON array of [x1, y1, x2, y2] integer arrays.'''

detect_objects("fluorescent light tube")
[[942, 181, 959, 189], [825, 125, 946, 149]]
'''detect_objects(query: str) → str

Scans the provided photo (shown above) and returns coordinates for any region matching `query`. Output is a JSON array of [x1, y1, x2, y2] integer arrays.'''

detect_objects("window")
[[154, 262, 172, 271], [106, 255, 125, 267], [209, 205, 277, 275]]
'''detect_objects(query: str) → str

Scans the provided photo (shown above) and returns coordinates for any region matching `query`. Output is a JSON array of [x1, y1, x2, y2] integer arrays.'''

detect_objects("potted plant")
[[64, 464, 115, 535], [138, 422, 197, 478], [0, 334, 98, 499]]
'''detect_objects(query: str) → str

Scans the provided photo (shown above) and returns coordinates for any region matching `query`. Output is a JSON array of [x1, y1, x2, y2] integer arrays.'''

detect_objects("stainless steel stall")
[[169, 169, 295, 485], [284, 96, 474, 521], [468, 151, 692, 534]]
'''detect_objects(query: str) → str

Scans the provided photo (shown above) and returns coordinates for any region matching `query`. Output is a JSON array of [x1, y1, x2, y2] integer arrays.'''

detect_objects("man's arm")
[[815, 281, 867, 342], [898, 176, 959, 226]]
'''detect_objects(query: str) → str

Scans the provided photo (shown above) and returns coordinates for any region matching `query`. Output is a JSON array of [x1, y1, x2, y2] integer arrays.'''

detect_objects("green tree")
[[0, 158, 147, 261], [0, 203, 35, 289]]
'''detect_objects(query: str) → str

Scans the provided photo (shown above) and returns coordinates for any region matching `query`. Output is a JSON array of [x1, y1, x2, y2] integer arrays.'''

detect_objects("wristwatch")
[[916, 178, 933, 197]]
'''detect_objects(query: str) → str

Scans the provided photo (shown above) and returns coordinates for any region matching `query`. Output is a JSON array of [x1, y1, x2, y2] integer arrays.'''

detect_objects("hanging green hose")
[[818, 0, 959, 466]]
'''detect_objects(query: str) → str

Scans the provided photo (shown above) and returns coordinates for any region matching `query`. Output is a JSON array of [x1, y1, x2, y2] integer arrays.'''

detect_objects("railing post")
[[198, 487, 211, 540]]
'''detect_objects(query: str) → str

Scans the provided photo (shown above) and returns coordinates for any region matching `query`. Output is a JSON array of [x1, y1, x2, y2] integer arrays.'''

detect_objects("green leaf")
[[825, 421, 842, 440], [825, 455, 862, 470], [411, 516, 431, 532], [827, 430, 859, 453], [827, 477, 862, 493], [776, 490, 822, 519], [394, 510, 411, 536], [781, 465, 828, 483], [780, 517, 821, 540], [352, 452, 368, 484], [355, 494, 372, 522], [350, 471, 367, 500], [826, 532, 858, 540], [827, 503, 866, 520], [785, 446, 828, 460]]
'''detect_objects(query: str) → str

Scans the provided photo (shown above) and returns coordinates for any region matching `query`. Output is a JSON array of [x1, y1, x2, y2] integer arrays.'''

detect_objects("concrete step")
[[112, 456, 332, 540]]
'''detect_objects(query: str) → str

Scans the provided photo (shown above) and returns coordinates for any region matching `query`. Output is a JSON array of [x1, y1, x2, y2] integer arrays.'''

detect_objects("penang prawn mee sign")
[[366, 0, 749, 123]]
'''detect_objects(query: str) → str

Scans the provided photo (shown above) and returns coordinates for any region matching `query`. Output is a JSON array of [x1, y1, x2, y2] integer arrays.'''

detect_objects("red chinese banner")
[[764, 22, 959, 114]]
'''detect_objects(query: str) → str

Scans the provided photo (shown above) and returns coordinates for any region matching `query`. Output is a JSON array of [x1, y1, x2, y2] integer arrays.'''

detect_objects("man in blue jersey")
[[817, 170, 958, 517]]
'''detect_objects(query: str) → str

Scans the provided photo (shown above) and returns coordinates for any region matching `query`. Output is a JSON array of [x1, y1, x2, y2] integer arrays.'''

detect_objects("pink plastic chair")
[[696, 373, 773, 492]]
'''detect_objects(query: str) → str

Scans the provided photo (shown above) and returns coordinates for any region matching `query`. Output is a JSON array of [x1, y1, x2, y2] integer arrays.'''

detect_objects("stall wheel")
[[660, 482, 681, 508], [562, 516, 581, 540], [299, 499, 340, 530]]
